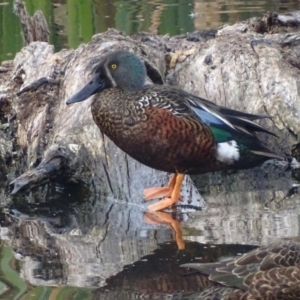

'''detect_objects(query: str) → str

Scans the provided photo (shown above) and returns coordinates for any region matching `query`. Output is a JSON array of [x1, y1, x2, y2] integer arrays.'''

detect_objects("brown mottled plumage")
[[91, 87, 217, 175], [181, 239, 300, 299], [66, 50, 283, 211]]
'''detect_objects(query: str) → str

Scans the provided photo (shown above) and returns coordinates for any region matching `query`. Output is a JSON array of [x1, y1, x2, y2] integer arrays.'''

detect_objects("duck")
[[66, 50, 282, 211], [181, 239, 300, 299]]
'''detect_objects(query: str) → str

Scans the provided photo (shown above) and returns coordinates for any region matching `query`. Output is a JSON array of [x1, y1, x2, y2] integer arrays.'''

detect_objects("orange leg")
[[144, 211, 185, 250], [146, 173, 184, 211], [143, 174, 177, 200]]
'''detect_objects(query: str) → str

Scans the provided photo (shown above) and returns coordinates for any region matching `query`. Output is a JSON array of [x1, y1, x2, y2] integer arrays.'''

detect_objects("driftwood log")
[[1, 11, 300, 205]]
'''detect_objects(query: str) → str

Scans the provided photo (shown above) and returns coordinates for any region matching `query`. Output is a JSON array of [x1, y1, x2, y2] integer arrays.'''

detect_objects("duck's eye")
[[111, 64, 117, 69]]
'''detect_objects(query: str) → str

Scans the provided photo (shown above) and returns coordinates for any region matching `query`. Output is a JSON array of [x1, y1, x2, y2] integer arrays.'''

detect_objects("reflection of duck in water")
[[181, 239, 300, 299], [67, 50, 282, 211], [144, 211, 185, 250]]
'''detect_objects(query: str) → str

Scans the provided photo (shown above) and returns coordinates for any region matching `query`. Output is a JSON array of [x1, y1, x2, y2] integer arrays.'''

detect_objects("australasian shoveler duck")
[[66, 50, 283, 211], [181, 239, 300, 299]]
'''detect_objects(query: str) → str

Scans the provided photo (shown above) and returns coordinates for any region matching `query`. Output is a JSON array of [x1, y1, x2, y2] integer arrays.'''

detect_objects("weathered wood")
[[13, 0, 49, 44], [1, 9, 300, 209], [2, 30, 205, 209]]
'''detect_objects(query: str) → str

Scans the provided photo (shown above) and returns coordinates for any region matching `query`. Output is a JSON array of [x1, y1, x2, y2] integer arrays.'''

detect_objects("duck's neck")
[[91, 88, 125, 135]]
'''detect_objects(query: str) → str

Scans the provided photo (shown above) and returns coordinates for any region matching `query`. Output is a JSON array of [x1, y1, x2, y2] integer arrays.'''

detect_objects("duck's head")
[[66, 50, 147, 105]]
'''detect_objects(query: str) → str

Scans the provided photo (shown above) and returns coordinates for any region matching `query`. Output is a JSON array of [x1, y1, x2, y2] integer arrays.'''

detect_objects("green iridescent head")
[[66, 50, 147, 105]]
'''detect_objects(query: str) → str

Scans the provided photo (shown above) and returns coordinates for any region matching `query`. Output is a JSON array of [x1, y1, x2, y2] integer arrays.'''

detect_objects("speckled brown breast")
[[91, 88, 222, 174]]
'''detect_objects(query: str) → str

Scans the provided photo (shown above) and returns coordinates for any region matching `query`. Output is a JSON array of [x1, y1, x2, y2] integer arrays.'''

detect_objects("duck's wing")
[[181, 240, 300, 291], [146, 86, 275, 138], [185, 92, 276, 137], [145, 86, 282, 160]]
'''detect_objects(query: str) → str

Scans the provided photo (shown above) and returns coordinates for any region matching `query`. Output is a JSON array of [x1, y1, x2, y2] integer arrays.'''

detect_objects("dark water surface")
[[0, 0, 300, 63], [1, 164, 300, 299]]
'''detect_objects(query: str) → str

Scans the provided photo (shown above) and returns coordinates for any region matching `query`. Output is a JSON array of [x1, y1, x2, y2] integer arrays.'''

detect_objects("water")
[[1, 166, 300, 299], [0, 0, 300, 62]]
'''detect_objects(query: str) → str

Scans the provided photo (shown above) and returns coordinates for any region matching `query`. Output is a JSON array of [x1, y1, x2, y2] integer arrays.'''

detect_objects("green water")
[[0, 0, 300, 63]]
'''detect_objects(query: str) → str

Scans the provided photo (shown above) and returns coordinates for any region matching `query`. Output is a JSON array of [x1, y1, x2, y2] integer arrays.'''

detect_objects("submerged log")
[[1, 8, 300, 209]]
